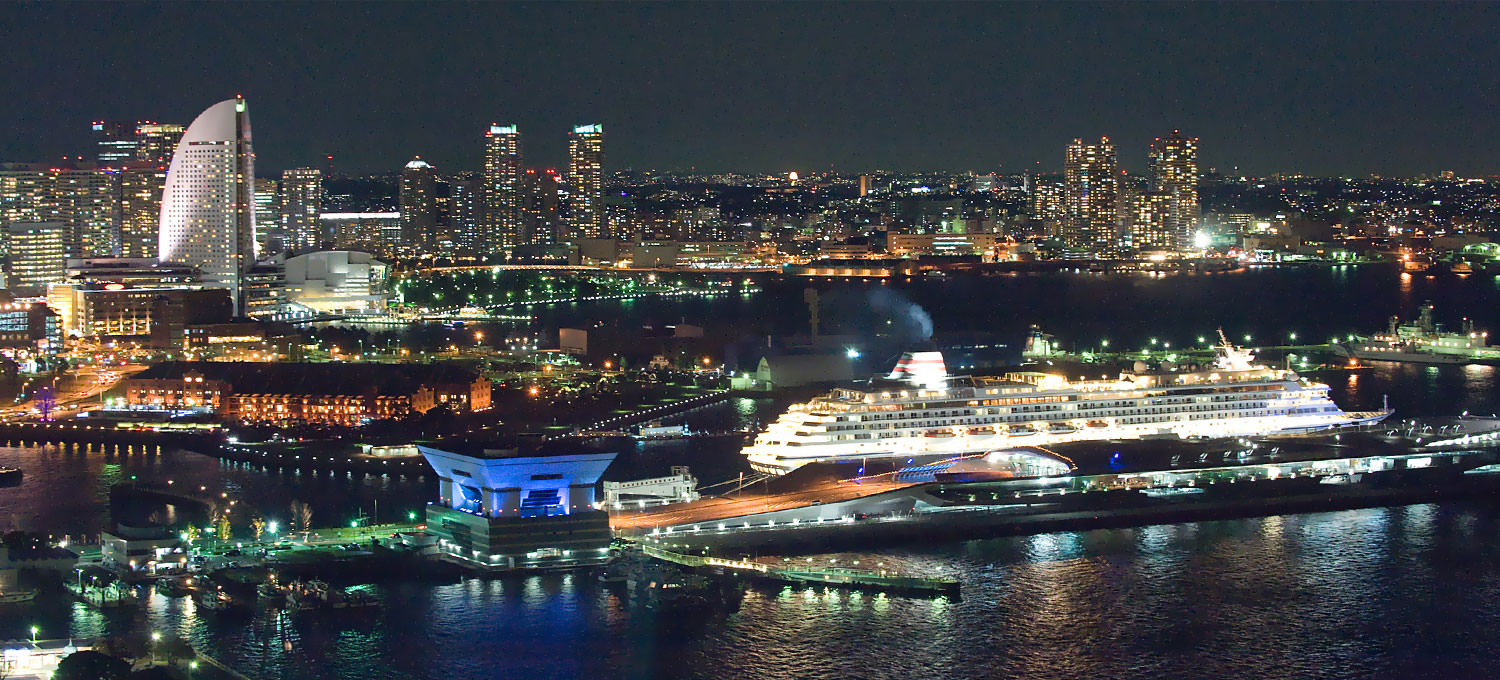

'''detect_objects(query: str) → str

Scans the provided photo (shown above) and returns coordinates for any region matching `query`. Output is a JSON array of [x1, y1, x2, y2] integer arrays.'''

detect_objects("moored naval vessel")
[[744, 331, 1390, 475], [1343, 301, 1500, 365]]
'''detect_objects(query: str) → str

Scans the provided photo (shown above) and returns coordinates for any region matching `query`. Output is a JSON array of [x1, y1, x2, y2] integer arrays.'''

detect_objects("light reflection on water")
[[8, 271, 1500, 677]]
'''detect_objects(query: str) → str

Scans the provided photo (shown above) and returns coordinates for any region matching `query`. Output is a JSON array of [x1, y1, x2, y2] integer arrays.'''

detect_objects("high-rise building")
[[92, 121, 137, 165], [449, 177, 484, 252], [280, 168, 323, 252], [158, 97, 256, 314], [567, 124, 604, 239], [135, 123, 185, 165], [1149, 130, 1200, 249], [253, 178, 279, 253], [5, 221, 66, 293], [49, 169, 120, 257], [0, 170, 50, 231], [482, 124, 522, 250], [521, 169, 563, 244], [1062, 137, 1119, 252], [119, 165, 167, 258], [399, 157, 437, 250]]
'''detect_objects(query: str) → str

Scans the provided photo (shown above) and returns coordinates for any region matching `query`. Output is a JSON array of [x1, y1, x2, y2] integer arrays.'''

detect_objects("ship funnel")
[[888, 351, 947, 388]]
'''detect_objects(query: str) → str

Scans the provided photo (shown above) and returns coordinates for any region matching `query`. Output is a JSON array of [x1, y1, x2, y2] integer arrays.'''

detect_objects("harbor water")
[[5, 265, 1500, 679]]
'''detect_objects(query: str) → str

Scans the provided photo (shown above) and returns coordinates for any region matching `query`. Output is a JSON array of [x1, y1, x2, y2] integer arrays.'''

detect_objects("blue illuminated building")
[[420, 445, 617, 571]]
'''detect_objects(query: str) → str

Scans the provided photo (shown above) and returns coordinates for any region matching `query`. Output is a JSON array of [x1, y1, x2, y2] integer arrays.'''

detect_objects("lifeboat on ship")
[[923, 429, 956, 438], [965, 426, 996, 437]]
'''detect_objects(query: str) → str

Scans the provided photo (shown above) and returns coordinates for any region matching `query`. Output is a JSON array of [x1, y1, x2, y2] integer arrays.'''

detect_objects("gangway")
[[639, 543, 959, 597]]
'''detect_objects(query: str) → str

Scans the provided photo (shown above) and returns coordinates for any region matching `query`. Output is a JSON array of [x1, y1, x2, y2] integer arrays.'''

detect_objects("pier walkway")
[[639, 543, 959, 597]]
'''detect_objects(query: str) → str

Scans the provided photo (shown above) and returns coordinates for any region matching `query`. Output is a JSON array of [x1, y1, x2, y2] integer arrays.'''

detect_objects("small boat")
[[0, 589, 37, 604], [193, 588, 240, 612], [257, 580, 285, 603], [923, 429, 956, 438], [1452, 261, 1475, 275], [156, 577, 193, 598], [965, 426, 996, 437]]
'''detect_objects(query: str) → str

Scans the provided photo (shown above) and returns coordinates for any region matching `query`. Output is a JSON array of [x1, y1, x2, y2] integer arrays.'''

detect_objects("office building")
[[5, 222, 67, 293], [1063, 137, 1119, 252], [280, 168, 323, 252], [92, 121, 137, 165], [567, 124, 604, 238], [253, 178, 279, 253], [119, 165, 167, 258], [134, 123, 185, 165], [521, 168, 562, 244], [0, 302, 63, 356], [319, 212, 401, 256], [50, 169, 120, 257], [158, 97, 256, 314], [400, 157, 437, 250], [483, 124, 522, 249], [0, 170, 50, 229], [1149, 130, 1200, 249], [47, 284, 229, 343]]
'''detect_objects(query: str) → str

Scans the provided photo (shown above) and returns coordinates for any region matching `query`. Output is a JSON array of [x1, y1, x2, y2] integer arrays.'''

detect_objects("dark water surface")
[[5, 266, 1500, 679]]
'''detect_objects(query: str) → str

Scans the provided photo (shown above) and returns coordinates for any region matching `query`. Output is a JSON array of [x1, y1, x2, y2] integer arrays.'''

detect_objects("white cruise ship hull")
[[745, 411, 1390, 475], [742, 343, 1392, 477]]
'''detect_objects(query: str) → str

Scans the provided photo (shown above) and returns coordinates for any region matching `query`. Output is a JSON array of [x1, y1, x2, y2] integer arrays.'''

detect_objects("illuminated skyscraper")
[[119, 165, 167, 258], [280, 168, 323, 252], [521, 168, 563, 244], [450, 177, 484, 251], [1063, 137, 1119, 252], [482, 124, 522, 250], [5, 222, 66, 293], [567, 124, 604, 238], [1149, 130, 1200, 249], [135, 123, 185, 165], [92, 121, 137, 165], [158, 97, 256, 314], [399, 157, 437, 250], [253, 178, 279, 253], [49, 169, 119, 257]]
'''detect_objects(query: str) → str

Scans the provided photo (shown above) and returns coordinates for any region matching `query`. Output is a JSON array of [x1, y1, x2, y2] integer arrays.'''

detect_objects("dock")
[[639, 543, 959, 597]]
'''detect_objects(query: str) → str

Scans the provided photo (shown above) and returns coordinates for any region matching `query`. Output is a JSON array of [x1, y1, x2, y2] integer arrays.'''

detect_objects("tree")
[[54, 651, 130, 680], [250, 516, 266, 541], [290, 500, 314, 534]]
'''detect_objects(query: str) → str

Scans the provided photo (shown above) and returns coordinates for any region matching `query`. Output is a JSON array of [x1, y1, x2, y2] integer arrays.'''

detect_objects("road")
[[610, 475, 915, 531]]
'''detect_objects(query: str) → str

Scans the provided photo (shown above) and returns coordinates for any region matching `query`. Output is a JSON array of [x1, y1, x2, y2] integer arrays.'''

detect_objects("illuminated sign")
[[489, 124, 517, 135], [573, 124, 602, 134]]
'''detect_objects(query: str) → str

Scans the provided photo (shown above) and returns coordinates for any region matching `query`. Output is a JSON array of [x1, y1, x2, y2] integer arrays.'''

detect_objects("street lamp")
[[151, 631, 161, 665], [30, 625, 38, 644]]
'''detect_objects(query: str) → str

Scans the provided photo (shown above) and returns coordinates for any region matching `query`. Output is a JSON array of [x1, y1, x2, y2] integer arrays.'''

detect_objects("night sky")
[[4, 2, 1497, 177]]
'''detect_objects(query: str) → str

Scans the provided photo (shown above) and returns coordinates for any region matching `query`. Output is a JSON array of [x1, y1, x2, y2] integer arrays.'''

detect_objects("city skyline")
[[3, 2, 1498, 177]]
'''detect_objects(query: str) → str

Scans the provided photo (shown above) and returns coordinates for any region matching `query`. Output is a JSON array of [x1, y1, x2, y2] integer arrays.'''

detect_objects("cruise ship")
[[1344, 302, 1500, 365], [744, 333, 1391, 475]]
